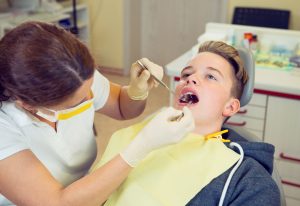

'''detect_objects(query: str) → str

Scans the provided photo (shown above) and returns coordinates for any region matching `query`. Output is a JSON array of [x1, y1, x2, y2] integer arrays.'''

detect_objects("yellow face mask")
[[91, 116, 240, 206], [36, 91, 94, 122]]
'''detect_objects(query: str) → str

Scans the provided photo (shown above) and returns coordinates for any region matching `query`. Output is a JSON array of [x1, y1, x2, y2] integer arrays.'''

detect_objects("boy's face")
[[173, 52, 240, 126]]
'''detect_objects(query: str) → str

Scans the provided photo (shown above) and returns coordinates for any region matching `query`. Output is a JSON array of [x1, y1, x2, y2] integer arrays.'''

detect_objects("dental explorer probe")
[[136, 60, 184, 121], [136, 60, 175, 95]]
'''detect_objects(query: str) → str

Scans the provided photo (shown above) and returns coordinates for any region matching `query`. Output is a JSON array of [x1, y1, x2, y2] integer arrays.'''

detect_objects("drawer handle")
[[282, 180, 300, 188], [279, 152, 300, 163], [237, 109, 247, 114], [226, 121, 246, 127]]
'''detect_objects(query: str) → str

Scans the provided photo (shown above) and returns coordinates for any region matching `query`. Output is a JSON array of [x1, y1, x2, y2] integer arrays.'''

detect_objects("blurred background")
[[1, 1, 300, 205], [0, 0, 299, 74]]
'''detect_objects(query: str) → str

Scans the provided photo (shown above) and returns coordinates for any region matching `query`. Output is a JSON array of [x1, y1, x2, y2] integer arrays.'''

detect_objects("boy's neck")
[[193, 122, 222, 136]]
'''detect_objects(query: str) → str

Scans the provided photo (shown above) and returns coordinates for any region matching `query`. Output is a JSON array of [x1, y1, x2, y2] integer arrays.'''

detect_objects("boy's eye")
[[207, 74, 217, 81], [181, 73, 191, 79]]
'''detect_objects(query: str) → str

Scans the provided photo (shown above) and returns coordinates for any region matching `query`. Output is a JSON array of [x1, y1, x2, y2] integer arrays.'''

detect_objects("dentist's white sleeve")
[[91, 70, 110, 110]]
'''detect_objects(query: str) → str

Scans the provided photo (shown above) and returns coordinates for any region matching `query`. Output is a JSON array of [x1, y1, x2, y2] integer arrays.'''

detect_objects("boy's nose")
[[187, 79, 197, 85]]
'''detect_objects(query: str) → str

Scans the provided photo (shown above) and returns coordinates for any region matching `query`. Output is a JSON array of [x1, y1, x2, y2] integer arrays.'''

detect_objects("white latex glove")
[[127, 58, 164, 100], [120, 106, 195, 167]]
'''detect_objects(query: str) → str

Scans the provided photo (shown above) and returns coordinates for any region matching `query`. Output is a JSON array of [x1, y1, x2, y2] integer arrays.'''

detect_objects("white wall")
[[84, 0, 124, 70], [123, 0, 141, 75], [139, 0, 225, 67], [125, 0, 226, 73], [141, 0, 221, 65]]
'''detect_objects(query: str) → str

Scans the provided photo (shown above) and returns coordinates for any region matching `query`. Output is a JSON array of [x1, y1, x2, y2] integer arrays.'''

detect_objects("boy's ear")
[[222, 98, 240, 117]]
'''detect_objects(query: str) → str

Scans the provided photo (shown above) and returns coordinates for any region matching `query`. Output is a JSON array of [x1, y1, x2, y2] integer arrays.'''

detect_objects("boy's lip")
[[177, 87, 199, 107]]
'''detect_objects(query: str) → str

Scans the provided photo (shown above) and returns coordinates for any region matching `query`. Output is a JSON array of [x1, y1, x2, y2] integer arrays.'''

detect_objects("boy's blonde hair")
[[198, 41, 248, 100]]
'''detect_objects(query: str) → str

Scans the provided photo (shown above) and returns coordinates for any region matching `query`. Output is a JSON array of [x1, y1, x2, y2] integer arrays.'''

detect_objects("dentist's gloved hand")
[[120, 106, 195, 167], [127, 58, 164, 100]]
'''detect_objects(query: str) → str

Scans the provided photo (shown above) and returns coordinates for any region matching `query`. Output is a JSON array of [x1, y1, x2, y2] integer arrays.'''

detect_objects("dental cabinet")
[[165, 23, 300, 206], [0, 3, 89, 46]]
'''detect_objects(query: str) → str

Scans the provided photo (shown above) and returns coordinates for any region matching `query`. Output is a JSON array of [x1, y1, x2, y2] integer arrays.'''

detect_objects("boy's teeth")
[[179, 92, 199, 104], [180, 92, 192, 98]]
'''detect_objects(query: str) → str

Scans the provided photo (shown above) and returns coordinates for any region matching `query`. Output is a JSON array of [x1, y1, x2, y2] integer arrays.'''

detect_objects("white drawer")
[[276, 159, 300, 200], [283, 185, 300, 202], [227, 115, 264, 131], [249, 93, 267, 107], [286, 197, 300, 206], [276, 159, 300, 181], [240, 105, 266, 119], [264, 96, 300, 158]]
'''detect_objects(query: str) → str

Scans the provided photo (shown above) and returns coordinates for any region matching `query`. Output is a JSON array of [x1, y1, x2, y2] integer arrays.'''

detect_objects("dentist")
[[0, 21, 194, 206]]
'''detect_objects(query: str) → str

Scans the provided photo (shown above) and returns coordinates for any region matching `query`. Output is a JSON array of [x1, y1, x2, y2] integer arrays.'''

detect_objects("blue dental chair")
[[223, 47, 286, 206]]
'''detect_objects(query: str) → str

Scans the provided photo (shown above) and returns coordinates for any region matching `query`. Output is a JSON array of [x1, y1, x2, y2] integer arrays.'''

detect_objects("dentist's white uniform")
[[0, 71, 109, 205]]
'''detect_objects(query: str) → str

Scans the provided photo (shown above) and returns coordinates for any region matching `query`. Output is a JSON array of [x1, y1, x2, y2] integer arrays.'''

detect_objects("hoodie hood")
[[222, 127, 275, 174]]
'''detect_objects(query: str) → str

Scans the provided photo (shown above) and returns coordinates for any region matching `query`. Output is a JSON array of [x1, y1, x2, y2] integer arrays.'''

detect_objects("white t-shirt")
[[0, 70, 110, 205]]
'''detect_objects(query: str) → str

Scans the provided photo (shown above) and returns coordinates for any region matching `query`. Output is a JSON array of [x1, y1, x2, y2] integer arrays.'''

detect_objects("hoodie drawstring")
[[218, 142, 244, 206]]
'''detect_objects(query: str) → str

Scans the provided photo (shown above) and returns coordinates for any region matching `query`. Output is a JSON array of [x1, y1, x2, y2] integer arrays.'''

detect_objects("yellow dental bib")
[[92, 119, 240, 206]]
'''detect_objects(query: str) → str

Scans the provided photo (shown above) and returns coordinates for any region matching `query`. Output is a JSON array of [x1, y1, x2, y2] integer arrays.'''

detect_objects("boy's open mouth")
[[179, 92, 199, 104]]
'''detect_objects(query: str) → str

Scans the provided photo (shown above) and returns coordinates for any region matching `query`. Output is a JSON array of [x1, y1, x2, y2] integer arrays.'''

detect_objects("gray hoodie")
[[187, 128, 280, 206]]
